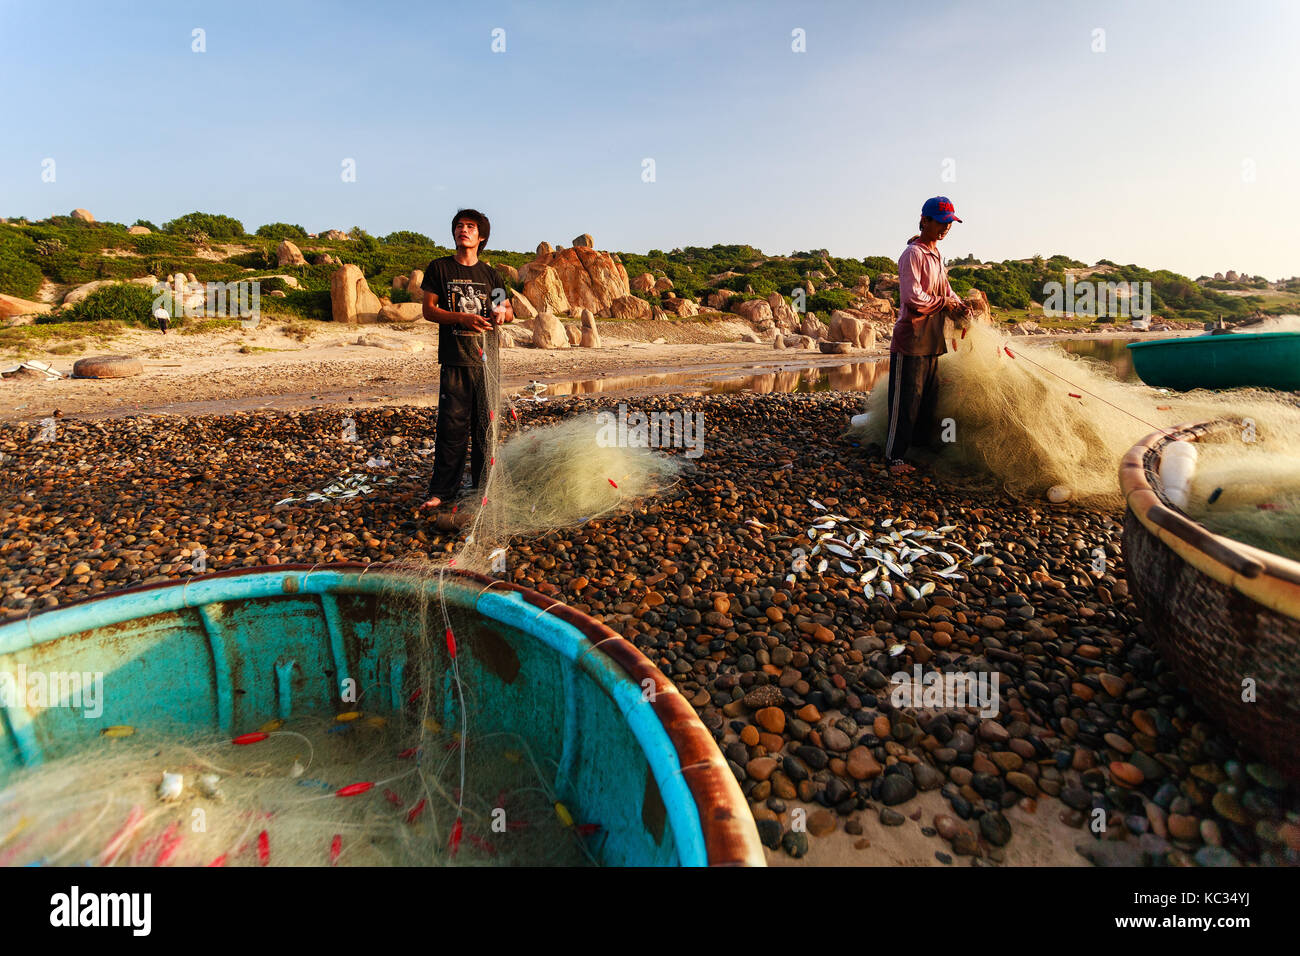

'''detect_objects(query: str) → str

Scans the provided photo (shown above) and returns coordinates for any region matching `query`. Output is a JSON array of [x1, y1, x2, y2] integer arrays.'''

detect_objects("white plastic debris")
[[157, 772, 184, 802]]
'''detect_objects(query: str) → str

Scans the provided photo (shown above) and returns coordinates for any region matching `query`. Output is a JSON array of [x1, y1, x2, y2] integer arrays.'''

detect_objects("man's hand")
[[459, 312, 494, 333], [491, 302, 513, 326]]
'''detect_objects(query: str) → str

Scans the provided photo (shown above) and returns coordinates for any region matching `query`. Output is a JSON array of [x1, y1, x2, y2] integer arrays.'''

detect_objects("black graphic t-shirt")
[[420, 256, 504, 367]]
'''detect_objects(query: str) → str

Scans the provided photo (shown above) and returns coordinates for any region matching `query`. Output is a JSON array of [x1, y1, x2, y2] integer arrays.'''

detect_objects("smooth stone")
[[979, 812, 1012, 847]]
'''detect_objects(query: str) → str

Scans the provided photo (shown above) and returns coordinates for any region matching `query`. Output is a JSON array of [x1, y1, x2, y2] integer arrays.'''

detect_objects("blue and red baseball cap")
[[922, 196, 962, 223]]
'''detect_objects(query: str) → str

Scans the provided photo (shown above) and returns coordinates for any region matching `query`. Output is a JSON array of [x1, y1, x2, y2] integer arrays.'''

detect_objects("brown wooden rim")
[[1120, 421, 1300, 612], [11, 561, 766, 866]]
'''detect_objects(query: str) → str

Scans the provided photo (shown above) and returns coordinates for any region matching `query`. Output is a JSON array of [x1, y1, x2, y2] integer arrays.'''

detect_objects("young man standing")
[[884, 196, 971, 477], [417, 209, 514, 511]]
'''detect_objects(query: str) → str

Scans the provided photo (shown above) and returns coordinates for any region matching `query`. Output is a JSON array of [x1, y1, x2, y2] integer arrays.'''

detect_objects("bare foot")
[[417, 496, 442, 512], [888, 461, 915, 476]]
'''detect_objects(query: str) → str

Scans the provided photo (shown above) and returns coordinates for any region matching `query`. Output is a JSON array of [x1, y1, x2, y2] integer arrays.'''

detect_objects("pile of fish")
[[764, 498, 994, 608], [274, 465, 398, 506]]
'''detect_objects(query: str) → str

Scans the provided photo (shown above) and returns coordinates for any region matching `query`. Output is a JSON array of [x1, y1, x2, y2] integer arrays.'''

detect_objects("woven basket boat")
[[1120, 421, 1300, 781]]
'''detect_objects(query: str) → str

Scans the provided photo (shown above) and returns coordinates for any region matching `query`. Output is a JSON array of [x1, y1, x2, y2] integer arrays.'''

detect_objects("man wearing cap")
[[884, 196, 971, 477]]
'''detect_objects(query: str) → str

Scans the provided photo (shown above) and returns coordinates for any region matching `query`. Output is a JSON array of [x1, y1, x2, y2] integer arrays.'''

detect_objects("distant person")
[[884, 196, 972, 477], [417, 209, 514, 512]]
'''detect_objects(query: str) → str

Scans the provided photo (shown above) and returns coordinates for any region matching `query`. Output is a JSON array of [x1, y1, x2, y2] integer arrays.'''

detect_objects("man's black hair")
[[452, 208, 490, 252]]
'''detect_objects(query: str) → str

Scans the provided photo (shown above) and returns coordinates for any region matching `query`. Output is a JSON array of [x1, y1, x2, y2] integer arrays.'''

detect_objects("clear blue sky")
[[3, 0, 1297, 278]]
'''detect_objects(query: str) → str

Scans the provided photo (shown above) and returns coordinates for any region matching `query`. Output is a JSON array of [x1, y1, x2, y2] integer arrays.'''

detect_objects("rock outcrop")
[[330, 264, 382, 323], [610, 295, 652, 320], [0, 293, 53, 319], [522, 265, 571, 316], [378, 302, 423, 322], [572, 234, 593, 248], [731, 298, 773, 326], [579, 309, 601, 348], [631, 273, 656, 293], [62, 280, 118, 306], [531, 310, 569, 349], [768, 292, 799, 332], [660, 297, 699, 317], [320, 229, 349, 240], [509, 288, 538, 321], [277, 240, 307, 267], [519, 245, 631, 315], [71, 208, 94, 223], [828, 310, 877, 349], [127, 225, 151, 235]]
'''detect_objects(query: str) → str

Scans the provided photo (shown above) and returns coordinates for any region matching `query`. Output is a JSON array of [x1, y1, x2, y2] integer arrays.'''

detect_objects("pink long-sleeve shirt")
[[891, 239, 964, 356]]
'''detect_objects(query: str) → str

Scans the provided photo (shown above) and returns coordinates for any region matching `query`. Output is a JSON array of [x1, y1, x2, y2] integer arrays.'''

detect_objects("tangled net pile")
[[0, 323, 686, 866], [845, 321, 1300, 514]]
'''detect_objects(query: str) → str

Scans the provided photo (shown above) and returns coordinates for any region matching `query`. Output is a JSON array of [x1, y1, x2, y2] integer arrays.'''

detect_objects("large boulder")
[[509, 288, 538, 321], [70, 208, 94, 223], [828, 310, 876, 349], [579, 309, 601, 348], [705, 289, 737, 310], [660, 297, 698, 317], [522, 265, 571, 316], [731, 298, 773, 326], [652, 277, 674, 294], [874, 273, 900, 298], [127, 225, 151, 235], [277, 240, 307, 267], [0, 293, 53, 319], [564, 323, 581, 346], [62, 280, 119, 306], [610, 295, 652, 320], [522, 245, 631, 315], [783, 334, 815, 350], [392, 275, 408, 290], [321, 229, 349, 240], [799, 314, 824, 340], [536, 241, 553, 256], [856, 292, 896, 319], [572, 233, 593, 248], [330, 264, 382, 323], [531, 310, 569, 349], [631, 273, 656, 293], [492, 261, 519, 285], [378, 302, 423, 322], [767, 292, 799, 332], [407, 269, 425, 298]]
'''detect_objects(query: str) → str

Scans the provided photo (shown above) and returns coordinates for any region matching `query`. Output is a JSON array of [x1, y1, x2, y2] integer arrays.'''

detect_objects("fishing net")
[[0, 319, 685, 867], [844, 322, 1300, 514]]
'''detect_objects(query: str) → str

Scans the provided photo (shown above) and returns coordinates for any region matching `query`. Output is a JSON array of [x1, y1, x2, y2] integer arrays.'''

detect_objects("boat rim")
[[1125, 331, 1300, 350], [1119, 421, 1300, 619]]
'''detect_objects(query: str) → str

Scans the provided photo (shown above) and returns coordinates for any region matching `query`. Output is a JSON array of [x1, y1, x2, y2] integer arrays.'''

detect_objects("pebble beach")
[[3, 391, 1296, 868]]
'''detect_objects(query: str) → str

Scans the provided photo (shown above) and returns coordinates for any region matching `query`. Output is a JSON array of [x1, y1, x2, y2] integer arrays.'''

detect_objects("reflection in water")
[[527, 342, 1138, 403], [1042, 338, 1140, 383], [530, 359, 887, 399]]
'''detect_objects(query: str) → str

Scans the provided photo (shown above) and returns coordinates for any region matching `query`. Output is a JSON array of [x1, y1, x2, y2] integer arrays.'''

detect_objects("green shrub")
[[163, 211, 245, 239], [256, 222, 308, 240], [808, 289, 855, 313], [382, 230, 432, 245], [59, 282, 158, 326], [0, 253, 43, 298], [133, 219, 159, 231]]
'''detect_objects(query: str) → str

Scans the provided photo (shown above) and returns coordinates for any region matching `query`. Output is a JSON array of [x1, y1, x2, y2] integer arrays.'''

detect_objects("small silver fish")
[[816, 558, 829, 574], [864, 583, 875, 599], [888, 643, 907, 657], [158, 772, 183, 802], [881, 518, 894, 528], [809, 499, 826, 510], [904, 584, 921, 600], [971, 554, 991, 566], [839, 561, 856, 574], [825, 544, 853, 559], [860, 566, 880, 583], [937, 525, 957, 533], [919, 582, 935, 597]]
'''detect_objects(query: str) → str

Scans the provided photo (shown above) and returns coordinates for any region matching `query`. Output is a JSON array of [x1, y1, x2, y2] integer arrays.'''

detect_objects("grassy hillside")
[[2, 213, 1295, 334]]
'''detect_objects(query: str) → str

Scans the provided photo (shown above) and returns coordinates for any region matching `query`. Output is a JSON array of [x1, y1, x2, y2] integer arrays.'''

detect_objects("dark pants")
[[884, 351, 941, 462], [428, 365, 488, 500]]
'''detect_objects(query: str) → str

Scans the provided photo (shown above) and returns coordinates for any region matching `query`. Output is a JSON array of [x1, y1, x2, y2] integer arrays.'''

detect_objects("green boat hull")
[[1126, 332, 1300, 391]]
